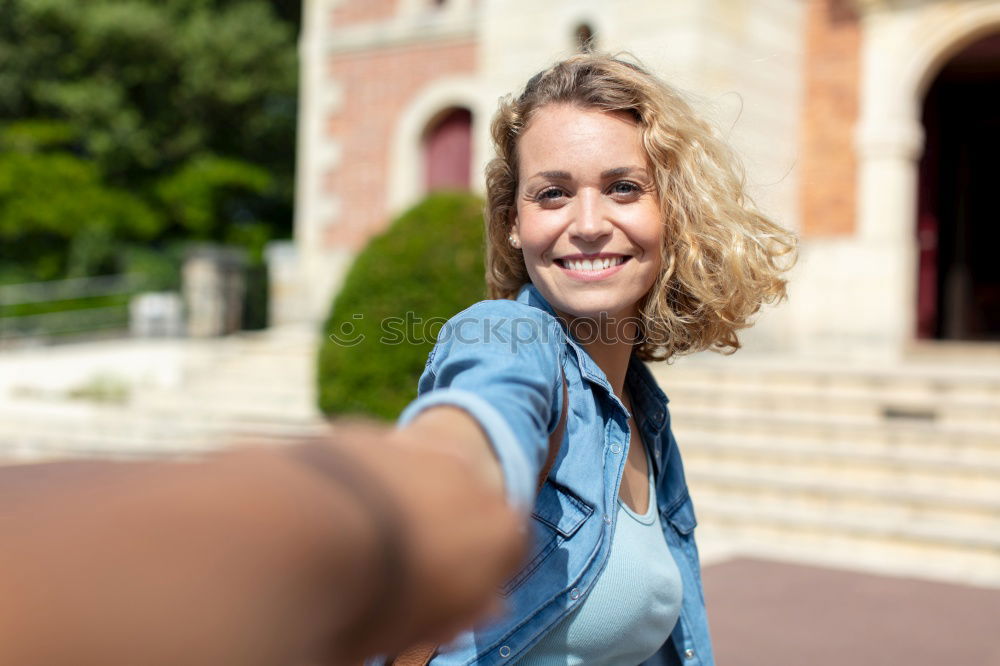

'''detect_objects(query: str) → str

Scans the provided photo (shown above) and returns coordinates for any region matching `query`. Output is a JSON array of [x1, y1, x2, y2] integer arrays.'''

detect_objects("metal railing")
[[0, 274, 147, 343]]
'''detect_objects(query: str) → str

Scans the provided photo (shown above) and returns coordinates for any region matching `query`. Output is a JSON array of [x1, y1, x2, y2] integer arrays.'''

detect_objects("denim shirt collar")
[[627, 354, 669, 429], [514, 283, 669, 435]]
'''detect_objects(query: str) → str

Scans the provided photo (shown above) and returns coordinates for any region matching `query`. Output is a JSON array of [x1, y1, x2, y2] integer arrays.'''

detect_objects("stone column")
[[182, 246, 247, 337], [129, 292, 184, 338], [264, 240, 304, 327], [853, 116, 924, 356], [852, 1, 930, 358]]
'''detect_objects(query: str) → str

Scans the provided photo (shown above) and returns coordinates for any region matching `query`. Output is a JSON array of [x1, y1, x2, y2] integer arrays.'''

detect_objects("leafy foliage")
[[0, 146, 160, 280], [318, 193, 488, 420], [0, 0, 297, 286], [156, 155, 271, 238], [0, 0, 296, 182]]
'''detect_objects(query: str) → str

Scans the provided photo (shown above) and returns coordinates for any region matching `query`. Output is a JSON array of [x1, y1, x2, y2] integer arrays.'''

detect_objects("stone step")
[[186, 368, 316, 389], [0, 395, 320, 430], [177, 355, 315, 386], [0, 399, 324, 438], [686, 467, 1000, 529], [694, 495, 1000, 552], [0, 414, 329, 463], [662, 383, 1000, 426], [651, 359, 1000, 400], [680, 436, 1000, 495], [132, 388, 320, 421], [691, 497, 1000, 588], [678, 427, 1000, 465], [195, 344, 317, 366], [159, 376, 316, 399], [0, 431, 219, 462], [676, 428, 1000, 471], [0, 325, 329, 464], [670, 405, 1000, 449], [0, 415, 317, 450]]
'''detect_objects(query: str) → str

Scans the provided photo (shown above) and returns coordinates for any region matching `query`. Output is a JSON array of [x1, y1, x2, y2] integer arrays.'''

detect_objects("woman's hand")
[[310, 419, 524, 663]]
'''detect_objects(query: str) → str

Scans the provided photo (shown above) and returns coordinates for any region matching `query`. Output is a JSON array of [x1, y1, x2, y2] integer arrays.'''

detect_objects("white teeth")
[[564, 257, 625, 271]]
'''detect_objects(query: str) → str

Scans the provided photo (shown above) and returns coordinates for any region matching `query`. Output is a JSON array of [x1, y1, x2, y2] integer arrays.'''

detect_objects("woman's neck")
[[580, 338, 633, 400], [560, 311, 639, 400]]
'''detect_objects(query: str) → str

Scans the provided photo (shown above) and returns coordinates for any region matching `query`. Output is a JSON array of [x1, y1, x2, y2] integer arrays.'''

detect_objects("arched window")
[[423, 107, 472, 192], [575, 24, 596, 53]]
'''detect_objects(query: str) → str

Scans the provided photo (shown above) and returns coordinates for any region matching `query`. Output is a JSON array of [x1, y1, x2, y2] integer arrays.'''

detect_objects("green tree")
[[0, 0, 297, 282], [0, 121, 160, 281]]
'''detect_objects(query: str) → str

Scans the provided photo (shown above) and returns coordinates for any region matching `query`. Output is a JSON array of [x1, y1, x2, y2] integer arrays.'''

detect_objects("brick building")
[[292, 0, 1000, 359]]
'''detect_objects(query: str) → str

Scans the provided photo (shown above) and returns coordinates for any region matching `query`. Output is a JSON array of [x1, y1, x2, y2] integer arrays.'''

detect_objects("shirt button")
[[499, 645, 511, 658], [654, 448, 661, 459], [569, 587, 581, 600], [610, 443, 622, 454], [684, 648, 696, 659], [603, 513, 612, 525]]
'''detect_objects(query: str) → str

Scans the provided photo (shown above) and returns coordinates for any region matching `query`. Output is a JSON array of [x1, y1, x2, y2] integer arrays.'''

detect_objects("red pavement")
[[702, 558, 1000, 666]]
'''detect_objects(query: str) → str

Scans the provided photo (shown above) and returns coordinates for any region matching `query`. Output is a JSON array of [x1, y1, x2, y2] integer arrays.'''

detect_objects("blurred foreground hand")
[[0, 423, 526, 666]]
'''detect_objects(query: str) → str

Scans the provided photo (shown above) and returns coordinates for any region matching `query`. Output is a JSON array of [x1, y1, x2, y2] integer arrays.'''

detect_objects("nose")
[[568, 188, 613, 243]]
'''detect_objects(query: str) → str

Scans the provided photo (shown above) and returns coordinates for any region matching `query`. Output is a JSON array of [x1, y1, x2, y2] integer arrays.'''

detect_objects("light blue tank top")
[[518, 445, 683, 665]]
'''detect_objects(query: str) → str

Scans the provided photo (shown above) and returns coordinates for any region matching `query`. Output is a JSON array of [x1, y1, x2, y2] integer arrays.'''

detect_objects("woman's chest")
[[551, 378, 660, 506]]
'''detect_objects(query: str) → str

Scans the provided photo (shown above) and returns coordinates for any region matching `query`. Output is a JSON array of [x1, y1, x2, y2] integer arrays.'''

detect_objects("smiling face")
[[511, 104, 664, 328]]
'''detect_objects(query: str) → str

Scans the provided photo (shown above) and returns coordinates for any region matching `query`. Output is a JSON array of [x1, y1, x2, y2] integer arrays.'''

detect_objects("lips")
[[559, 256, 625, 272], [553, 254, 632, 281], [555, 254, 630, 272]]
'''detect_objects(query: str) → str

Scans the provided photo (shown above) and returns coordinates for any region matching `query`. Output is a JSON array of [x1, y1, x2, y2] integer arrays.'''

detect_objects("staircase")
[[5, 330, 999, 588], [0, 325, 327, 463], [651, 354, 1000, 588]]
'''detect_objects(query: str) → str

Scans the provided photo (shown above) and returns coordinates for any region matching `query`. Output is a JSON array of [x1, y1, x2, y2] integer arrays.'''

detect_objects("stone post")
[[182, 245, 247, 337], [264, 240, 304, 327]]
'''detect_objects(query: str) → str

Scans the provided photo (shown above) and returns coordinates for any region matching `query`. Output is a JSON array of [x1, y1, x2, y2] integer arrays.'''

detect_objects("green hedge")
[[317, 192, 487, 420]]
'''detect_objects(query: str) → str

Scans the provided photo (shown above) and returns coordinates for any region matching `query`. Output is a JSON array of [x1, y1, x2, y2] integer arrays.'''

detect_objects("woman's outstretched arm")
[[398, 405, 504, 493], [0, 423, 524, 666]]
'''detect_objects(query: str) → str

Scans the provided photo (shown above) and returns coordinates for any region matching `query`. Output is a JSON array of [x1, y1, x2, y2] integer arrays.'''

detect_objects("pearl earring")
[[508, 235, 521, 249]]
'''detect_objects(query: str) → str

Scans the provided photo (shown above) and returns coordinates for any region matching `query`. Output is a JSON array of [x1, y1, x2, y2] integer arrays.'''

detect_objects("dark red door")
[[424, 108, 472, 192]]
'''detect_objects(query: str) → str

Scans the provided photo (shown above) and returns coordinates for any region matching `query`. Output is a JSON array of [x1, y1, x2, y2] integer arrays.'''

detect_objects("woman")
[[393, 53, 795, 665]]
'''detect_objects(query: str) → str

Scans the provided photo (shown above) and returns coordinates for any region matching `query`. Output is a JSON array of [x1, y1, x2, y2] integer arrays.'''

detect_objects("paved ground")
[[702, 557, 1000, 666]]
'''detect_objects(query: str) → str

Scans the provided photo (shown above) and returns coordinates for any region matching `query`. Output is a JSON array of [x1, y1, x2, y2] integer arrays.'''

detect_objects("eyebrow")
[[528, 167, 649, 180], [531, 170, 572, 180], [601, 166, 649, 179]]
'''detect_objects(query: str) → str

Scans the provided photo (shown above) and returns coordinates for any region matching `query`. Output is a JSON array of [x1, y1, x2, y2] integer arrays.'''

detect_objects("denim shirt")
[[391, 284, 714, 666]]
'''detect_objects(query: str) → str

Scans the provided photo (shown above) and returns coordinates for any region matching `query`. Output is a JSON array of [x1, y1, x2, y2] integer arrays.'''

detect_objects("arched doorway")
[[916, 33, 1000, 340], [422, 107, 472, 192]]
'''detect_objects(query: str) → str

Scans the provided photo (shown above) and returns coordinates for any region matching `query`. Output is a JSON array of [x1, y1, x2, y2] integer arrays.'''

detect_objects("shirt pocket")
[[665, 494, 697, 535], [500, 480, 593, 597], [662, 493, 701, 573]]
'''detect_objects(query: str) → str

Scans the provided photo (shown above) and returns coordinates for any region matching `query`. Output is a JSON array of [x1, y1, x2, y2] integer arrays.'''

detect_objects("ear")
[[508, 211, 521, 248]]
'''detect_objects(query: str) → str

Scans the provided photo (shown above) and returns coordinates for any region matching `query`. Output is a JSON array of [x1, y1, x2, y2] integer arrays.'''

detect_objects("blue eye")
[[538, 187, 565, 201], [611, 181, 639, 195]]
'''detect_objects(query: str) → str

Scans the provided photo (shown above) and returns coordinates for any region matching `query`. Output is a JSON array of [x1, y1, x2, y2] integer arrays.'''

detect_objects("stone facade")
[[293, 0, 1000, 358], [787, 0, 1000, 358]]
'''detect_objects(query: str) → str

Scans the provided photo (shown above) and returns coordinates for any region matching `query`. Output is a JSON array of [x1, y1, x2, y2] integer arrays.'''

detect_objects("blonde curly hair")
[[485, 53, 797, 362]]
